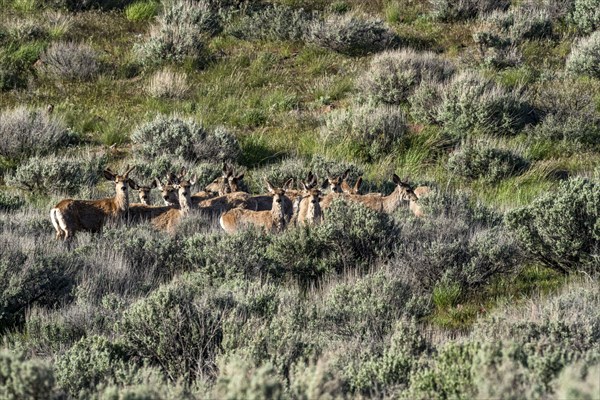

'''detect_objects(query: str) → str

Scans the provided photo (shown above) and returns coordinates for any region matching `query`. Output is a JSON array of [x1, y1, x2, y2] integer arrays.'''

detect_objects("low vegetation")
[[0, 0, 598, 398]]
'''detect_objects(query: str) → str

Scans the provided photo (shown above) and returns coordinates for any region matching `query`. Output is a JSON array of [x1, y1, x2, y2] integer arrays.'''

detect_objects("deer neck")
[[271, 199, 286, 232], [179, 194, 192, 216], [114, 188, 129, 213], [382, 186, 405, 214], [306, 197, 322, 224]]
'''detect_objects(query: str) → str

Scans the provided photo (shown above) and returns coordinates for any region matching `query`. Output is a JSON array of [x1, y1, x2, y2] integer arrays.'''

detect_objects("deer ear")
[[355, 176, 363, 191], [150, 180, 157, 189], [301, 181, 309, 191], [155, 177, 164, 190], [266, 180, 275, 194], [103, 170, 115, 181], [320, 179, 330, 190], [284, 178, 294, 190], [235, 172, 244, 180], [128, 179, 139, 190], [342, 169, 350, 180], [393, 174, 401, 185], [190, 175, 197, 186]]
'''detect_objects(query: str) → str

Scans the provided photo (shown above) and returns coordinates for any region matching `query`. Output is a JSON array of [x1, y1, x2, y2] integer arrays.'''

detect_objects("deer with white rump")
[[50, 165, 136, 240]]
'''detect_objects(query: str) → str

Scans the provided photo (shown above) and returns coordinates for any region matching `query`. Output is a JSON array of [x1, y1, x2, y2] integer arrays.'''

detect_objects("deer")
[[129, 179, 157, 205], [50, 165, 135, 240], [129, 172, 197, 232], [155, 177, 179, 206], [219, 179, 293, 234], [329, 174, 418, 214], [322, 172, 344, 194], [340, 169, 363, 195], [296, 181, 323, 226]]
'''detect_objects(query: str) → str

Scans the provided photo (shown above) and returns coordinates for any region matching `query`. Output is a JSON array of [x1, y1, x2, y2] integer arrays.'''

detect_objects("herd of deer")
[[49, 164, 430, 240]]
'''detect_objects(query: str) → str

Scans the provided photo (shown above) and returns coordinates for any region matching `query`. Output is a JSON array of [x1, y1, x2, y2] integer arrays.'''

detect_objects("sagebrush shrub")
[[0, 192, 24, 212], [447, 142, 530, 182], [391, 191, 518, 293], [185, 229, 275, 282], [136, 0, 219, 66], [0, 350, 58, 400], [566, 30, 600, 78], [321, 103, 407, 161], [359, 49, 455, 104], [330, 319, 430, 394], [529, 78, 600, 144], [307, 14, 397, 56], [5, 154, 106, 195], [554, 361, 600, 400], [437, 70, 532, 137], [319, 270, 430, 340], [505, 177, 599, 274], [572, 0, 600, 33], [118, 280, 234, 382], [429, 0, 510, 21], [0, 106, 74, 159], [226, 4, 314, 41], [146, 68, 189, 98], [131, 115, 240, 164], [212, 356, 285, 400], [0, 235, 80, 332], [409, 79, 445, 124], [55, 335, 131, 398], [40, 41, 103, 81]]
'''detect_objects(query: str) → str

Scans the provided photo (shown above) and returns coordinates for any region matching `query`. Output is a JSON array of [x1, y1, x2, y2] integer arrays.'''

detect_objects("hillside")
[[0, 0, 599, 398]]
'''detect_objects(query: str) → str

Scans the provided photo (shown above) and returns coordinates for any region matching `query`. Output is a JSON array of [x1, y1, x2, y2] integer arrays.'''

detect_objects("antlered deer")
[[50, 165, 135, 240], [220, 179, 293, 233]]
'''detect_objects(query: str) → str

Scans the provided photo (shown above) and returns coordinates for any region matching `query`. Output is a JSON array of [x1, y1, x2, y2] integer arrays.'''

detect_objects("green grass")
[[125, 1, 159, 22]]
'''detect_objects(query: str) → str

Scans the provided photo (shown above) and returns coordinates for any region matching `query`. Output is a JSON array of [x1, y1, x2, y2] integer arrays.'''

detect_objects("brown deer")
[[337, 174, 418, 214], [129, 172, 197, 232], [296, 181, 323, 226], [50, 165, 136, 240], [340, 169, 363, 195], [129, 179, 157, 205], [220, 179, 293, 233], [155, 177, 179, 206], [322, 172, 344, 194]]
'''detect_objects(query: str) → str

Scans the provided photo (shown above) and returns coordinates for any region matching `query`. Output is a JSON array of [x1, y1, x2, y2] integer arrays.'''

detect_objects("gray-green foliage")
[[307, 14, 397, 56], [409, 79, 445, 124], [554, 361, 600, 400], [572, 0, 600, 33], [41, 41, 103, 81], [0, 192, 24, 212], [136, 0, 220, 66], [473, 6, 553, 67], [55, 335, 131, 398], [393, 191, 517, 293], [48, 0, 137, 11], [429, 0, 510, 21], [0, 106, 74, 159], [321, 103, 407, 161], [212, 356, 285, 400], [447, 142, 529, 182], [131, 115, 240, 164], [0, 350, 58, 400], [226, 4, 314, 41], [505, 177, 599, 274], [359, 49, 455, 104], [437, 70, 532, 137], [566, 30, 600, 78], [529, 78, 600, 145], [118, 279, 234, 382], [0, 235, 80, 332], [6, 154, 106, 195]]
